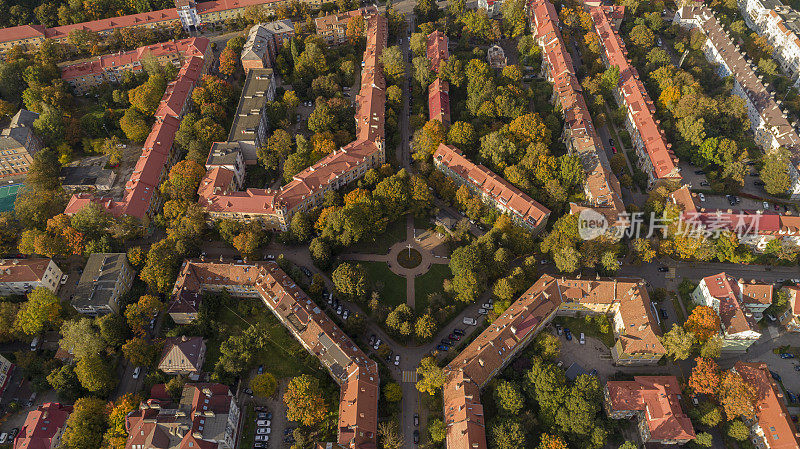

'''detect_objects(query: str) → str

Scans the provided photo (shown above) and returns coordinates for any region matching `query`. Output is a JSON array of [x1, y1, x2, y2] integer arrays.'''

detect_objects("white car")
[[698, 193, 705, 202], [579, 333, 586, 345], [265, 254, 275, 260], [256, 428, 271, 435], [478, 308, 488, 315], [256, 420, 271, 427], [764, 201, 770, 210], [254, 435, 269, 442], [133, 366, 141, 379], [60, 274, 68, 285], [463, 317, 477, 326], [394, 355, 400, 366], [373, 338, 382, 350]]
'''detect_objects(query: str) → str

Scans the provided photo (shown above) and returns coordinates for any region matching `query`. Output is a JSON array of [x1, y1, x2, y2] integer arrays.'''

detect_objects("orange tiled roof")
[[734, 362, 800, 449], [0, 258, 54, 284], [426, 30, 448, 72]]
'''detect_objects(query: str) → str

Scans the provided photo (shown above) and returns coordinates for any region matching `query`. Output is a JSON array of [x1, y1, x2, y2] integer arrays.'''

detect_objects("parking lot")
[[694, 192, 765, 212]]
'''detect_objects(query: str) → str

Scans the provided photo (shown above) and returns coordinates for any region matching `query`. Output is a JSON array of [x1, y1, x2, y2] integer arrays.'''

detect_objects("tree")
[[379, 46, 405, 82], [700, 334, 722, 359], [62, 398, 108, 449], [685, 305, 720, 342], [59, 318, 105, 360], [447, 121, 476, 151], [120, 107, 150, 143], [97, 311, 128, 348], [125, 295, 164, 336], [218, 45, 238, 78], [660, 324, 696, 361], [762, 150, 791, 195], [140, 238, 180, 293], [332, 263, 368, 300], [553, 246, 580, 273], [105, 394, 141, 449], [15, 287, 61, 336], [251, 373, 278, 398], [429, 418, 446, 443], [693, 401, 723, 427], [630, 24, 655, 48], [537, 434, 568, 449], [633, 238, 656, 263], [618, 442, 637, 449], [490, 419, 526, 449], [129, 74, 166, 115], [283, 374, 328, 426], [412, 119, 446, 161], [0, 302, 20, 342], [494, 380, 524, 415], [75, 354, 117, 394], [416, 356, 445, 395], [122, 337, 160, 366], [162, 160, 206, 199], [414, 314, 436, 340], [727, 419, 749, 441], [694, 432, 713, 448], [689, 357, 721, 395], [378, 421, 403, 449], [719, 370, 756, 420], [346, 15, 365, 43], [32, 105, 65, 146], [47, 365, 84, 401], [412, 56, 433, 87], [383, 382, 402, 402], [533, 332, 560, 360]]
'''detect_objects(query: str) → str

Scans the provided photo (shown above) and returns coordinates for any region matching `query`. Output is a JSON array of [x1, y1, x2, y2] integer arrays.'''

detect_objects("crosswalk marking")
[[402, 370, 417, 383]]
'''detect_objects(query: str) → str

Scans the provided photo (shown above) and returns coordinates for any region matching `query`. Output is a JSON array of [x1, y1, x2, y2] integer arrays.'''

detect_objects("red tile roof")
[[606, 376, 696, 442], [0, 258, 55, 284], [13, 403, 72, 449], [734, 362, 800, 449], [699, 273, 758, 335], [589, 6, 680, 182], [426, 30, 448, 72], [433, 144, 550, 230], [428, 78, 450, 127]]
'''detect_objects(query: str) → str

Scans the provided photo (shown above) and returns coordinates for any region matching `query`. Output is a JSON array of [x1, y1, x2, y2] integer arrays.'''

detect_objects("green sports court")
[[0, 184, 20, 213]]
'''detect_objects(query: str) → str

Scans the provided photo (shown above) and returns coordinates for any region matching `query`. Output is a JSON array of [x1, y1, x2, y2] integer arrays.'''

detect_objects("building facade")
[[733, 362, 800, 448], [13, 403, 73, 449], [0, 258, 63, 295], [0, 110, 43, 178], [71, 253, 134, 315], [433, 143, 551, 236], [0, 355, 13, 402], [158, 336, 206, 378], [477, 0, 502, 17], [779, 285, 800, 332], [738, 0, 800, 85], [314, 6, 377, 45], [605, 376, 696, 445]]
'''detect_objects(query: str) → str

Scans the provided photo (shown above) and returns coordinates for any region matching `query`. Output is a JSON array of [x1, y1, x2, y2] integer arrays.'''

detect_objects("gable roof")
[[734, 362, 800, 449], [14, 403, 73, 449], [158, 336, 205, 372], [606, 376, 696, 441]]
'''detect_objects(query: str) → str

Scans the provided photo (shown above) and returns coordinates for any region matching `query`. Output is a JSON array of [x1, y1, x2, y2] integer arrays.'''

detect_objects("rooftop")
[[734, 362, 800, 449], [227, 68, 274, 142], [72, 253, 130, 310]]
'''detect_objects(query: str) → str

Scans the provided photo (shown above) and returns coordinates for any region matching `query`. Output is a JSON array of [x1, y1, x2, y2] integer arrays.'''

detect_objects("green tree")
[[97, 313, 128, 349], [250, 373, 278, 398], [15, 287, 61, 336], [59, 318, 105, 360], [47, 365, 84, 401], [694, 432, 713, 448], [62, 398, 108, 449], [120, 107, 150, 143], [283, 374, 328, 426], [75, 354, 117, 395], [414, 314, 436, 340], [332, 263, 368, 300], [129, 74, 166, 114], [490, 419, 526, 449], [762, 150, 791, 195], [618, 442, 637, 449], [727, 420, 749, 441], [494, 380, 524, 415], [428, 418, 446, 443], [383, 382, 402, 402], [122, 337, 160, 366], [416, 356, 445, 395], [447, 121, 476, 152], [660, 324, 696, 361]]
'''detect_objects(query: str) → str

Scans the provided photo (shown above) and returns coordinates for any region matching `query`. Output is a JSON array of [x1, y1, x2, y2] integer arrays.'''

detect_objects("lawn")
[[553, 315, 616, 348], [345, 216, 407, 255], [360, 261, 407, 308], [238, 404, 255, 449], [414, 264, 451, 313], [203, 301, 319, 379]]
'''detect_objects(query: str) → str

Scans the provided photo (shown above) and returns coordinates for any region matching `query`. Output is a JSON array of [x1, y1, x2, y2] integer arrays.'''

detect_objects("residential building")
[[0, 354, 13, 401], [0, 258, 62, 295], [604, 376, 696, 445], [205, 145, 246, 189], [779, 285, 800, 332], [175, 0, 202, 30], [167, 289, 202, 324], [675, 5, 800, 198], [13, 403, 73, 449], [169, 259, 379, 448], [428, 78, 450, 127], [60, 163, 117, 192], [227, 68, 275, 148], [738, 0, 800, 85], [433, 143, 551, 236], [241, 20, 294, 73], [260, 19, 294, 44], [71, 253, 134, 315], [732, 362, 800, 449], [529, 0, 624, 237], [314, 6, 377, 45], [590, 5, 681, 188], [691, 273, 766, 351], [125, 383, 240, 449], [200, 15, 387, 231], [442, 274, 666, 449], [426, 30, 448, 72], [477, 0, 502, 17], [487, 44, 506, 68], [158, 336, 206, 378], [64, 40, 210, 222], [60, 37, 211, 94], [0, 109, 43, 178]]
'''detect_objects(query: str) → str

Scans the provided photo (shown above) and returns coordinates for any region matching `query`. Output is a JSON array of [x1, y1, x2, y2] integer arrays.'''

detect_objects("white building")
[[738, 0, 800, 85], [0, 258, 63, 296], [175, 0, 202, 30], [691, 273, 769, 351], [674, 5, 800, 198], [478, 0, 502, 17]]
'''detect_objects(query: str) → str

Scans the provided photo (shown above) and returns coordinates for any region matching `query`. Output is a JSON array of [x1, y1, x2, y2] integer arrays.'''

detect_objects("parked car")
[[564, 328, 572, 341], [256, 420, 271, 427], [659, 308, 668, 320], [700, 181, 710, 186], [764, 201, 770, 210], [369, 335, 375, 347], [342, 309, 349, 320], [657, 266, 669, 272], [373, 338, 382, 350], [257, 412, 268, 420], [413, 430, 419, 444], [254, 435, 269, 442], [30, 336, 39, 351], [133, 366, 141, 379], [482, 302, 492, 309], [394, 355, 400, 366], [463, 317, 477, 326], [414, 414, 419, 427], [0, 434, 8, 444], [754, 180, 766, 186], [555, 324, 563, 335], [336, 305, 343, 315], [257, 365, 264, 375], [453, 328, 465, 336], [780, 353, 795, 359], [60, 274, 68, 285], [8, 428, 18, 439], [265, 254, 275, 260], [695, 170, 705, 175], [437, 344, 449, 351], [579, 333, 585, 345], [770, 371, 782, 382], [299, 266, 312, 277], [478, 308, 488, 315], [256, 428, 271, 435], [449, 333, 461, 341], [788, 391, 798, 404], [698, 193, 705, 202], [244, 388, 253, 396]]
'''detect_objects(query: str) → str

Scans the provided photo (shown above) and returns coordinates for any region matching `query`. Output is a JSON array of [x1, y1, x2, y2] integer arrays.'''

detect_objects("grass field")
[[360, 261, 406, 308], [414, 264, 451, 313], [346, 218, 407, 255]]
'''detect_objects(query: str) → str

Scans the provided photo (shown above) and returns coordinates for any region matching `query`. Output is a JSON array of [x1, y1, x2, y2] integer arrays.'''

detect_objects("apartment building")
[[426, 30, 448, 72], [13, 403, 73, 449], [428, 78, 450, 127], [241, 20, 294, 74], [61, 37, 211, 94], [0, 258, 63, 295], [675, 5, 800, 198], [0, 355, 13, 402], [442, 274, 665, 449], [200, 15, 387, 231], [0, 110, 43, 178], [529, 0, 625, 238], [605, 376, 696, 445], [228, 68, 275, 148], [314, 6, 377, 45], [158, 336, 206, 378], [64, 40, 210, 223], [590, 5, 681, 188], [433, 143, 551, 236], [732, 362, 800, 449], [669, 186, 800, 251], [169, 259, 379, 448], [71, 253, 135, 315], [126, 383, 241, 449], [739, 0, 800, 85], [778, 285, 800, 332], [691, 273, 769, 351]]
